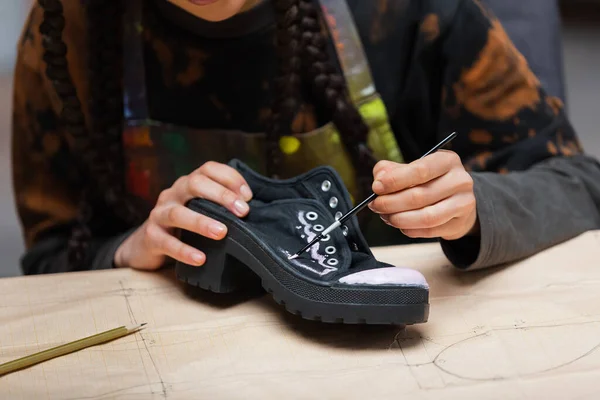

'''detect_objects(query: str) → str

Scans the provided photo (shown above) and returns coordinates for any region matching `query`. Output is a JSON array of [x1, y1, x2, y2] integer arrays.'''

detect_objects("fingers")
[[370, 168, 473, 214], [381, 199, 455, 230], [199, 161, 253, 201], [143, 223, 207, 266], [129, 161, 253, 271], [174, 174, 250, 217], [400, 217, 467, 241], [381, 192, 475, 231], [373, 160, 397, 180], [150, 204, 228, 240], [371, 151, 477, 240], [372, 150, 460, 194]]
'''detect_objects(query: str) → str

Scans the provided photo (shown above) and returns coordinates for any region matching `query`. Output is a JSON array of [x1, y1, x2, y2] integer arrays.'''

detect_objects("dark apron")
[[121, 0, 411, 246]]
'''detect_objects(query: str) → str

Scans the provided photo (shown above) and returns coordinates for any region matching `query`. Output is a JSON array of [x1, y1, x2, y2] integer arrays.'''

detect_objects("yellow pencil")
[[0, 323, 146, 376]]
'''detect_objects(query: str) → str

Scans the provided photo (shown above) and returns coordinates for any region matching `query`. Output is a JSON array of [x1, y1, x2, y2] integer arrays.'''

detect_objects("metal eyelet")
[[325, 246, 336, 254], [335, 211, 343, 220], [306, 211, 318, 221], [327, 258, 339, 266], [342, 226, 348, 236], [321, 180, 331, 192], [320, 234, 330, 242], [329, 197, 338, 208], [313, 224, 324, 232]]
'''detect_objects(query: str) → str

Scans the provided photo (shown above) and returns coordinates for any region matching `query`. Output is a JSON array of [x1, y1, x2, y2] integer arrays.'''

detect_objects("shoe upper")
[[195, 159, 428, 289]]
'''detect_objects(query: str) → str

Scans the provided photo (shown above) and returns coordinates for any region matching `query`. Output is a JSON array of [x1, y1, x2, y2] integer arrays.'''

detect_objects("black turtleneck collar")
[[152, 0, 275, 38]]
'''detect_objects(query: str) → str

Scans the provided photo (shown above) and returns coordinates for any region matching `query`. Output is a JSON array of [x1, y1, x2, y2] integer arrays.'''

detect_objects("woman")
[[12, 0, 600, 275]]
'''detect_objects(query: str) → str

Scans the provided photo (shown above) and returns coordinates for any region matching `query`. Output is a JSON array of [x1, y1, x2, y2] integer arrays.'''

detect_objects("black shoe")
[[175, 159, 429, 325]]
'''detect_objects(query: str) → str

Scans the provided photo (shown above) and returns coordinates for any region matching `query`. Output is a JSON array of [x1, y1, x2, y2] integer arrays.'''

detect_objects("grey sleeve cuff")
[[89, 227, 139, 271], [440, 155, 600, 271]]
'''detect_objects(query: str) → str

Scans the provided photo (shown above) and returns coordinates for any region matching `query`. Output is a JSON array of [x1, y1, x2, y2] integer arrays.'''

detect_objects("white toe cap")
[[338, 267, 428, 288]]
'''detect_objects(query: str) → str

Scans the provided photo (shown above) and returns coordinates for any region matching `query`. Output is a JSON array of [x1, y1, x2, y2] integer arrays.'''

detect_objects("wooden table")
[[1, 231, 600, 399]]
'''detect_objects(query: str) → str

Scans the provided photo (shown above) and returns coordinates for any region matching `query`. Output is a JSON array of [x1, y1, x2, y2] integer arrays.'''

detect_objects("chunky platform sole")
[[175, 211, 429, 326]]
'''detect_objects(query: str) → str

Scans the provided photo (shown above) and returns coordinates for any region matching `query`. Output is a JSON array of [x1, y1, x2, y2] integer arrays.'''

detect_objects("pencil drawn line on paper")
[[103, 287, 178, 297], [62, 382, 168, 400], [119, 281, 168, 398], [391, 319, 600, 384]]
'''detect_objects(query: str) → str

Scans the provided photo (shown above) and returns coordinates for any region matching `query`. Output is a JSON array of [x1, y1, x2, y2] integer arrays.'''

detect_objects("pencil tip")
[[125, 323, 147, 332], [288, 254, 298, 260]]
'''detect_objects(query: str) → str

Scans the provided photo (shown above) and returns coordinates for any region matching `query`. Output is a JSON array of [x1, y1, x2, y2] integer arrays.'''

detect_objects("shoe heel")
[[175, 231, 261, 294]]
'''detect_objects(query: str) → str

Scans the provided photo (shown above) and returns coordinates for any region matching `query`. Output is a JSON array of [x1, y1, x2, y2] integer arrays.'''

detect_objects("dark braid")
[[84, 0, 142, 224], [266, 0, 303, 177], [39, 0, 95, 267], [268, 0, 378, 196], [37, 0, 377, 271], [85, 0, 123, 192], [298, 0, 378, 199], [38, 0, 141, 269]]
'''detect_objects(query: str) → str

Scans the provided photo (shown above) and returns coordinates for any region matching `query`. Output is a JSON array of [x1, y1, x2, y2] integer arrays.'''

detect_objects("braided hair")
[[266, 0, 378, 195], [266, 0, 303, 177], [38, 0, 142, 269], [37, 0, 377, 270]]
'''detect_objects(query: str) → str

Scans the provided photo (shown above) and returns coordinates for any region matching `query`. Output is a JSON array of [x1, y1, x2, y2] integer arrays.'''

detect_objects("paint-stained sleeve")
[[434, 0, 600, 269], [12, 4, 133, 274]]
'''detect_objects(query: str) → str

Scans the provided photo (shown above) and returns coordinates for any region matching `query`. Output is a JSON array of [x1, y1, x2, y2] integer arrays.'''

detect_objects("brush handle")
[[339, 131, 457, 225], [339, 192, 377, 224], [291, 132, 458, 258]]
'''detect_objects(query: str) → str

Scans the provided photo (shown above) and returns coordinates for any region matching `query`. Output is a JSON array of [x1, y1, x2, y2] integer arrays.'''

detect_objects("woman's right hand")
[[114, 161, 253, 271]]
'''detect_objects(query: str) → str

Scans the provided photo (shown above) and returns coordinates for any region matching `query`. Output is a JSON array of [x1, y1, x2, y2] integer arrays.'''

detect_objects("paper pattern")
[[1, 231, 599, 399]]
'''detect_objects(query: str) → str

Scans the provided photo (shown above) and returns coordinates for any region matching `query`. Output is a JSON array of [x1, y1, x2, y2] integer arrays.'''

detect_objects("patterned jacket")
[[12, 0, 600, 274]]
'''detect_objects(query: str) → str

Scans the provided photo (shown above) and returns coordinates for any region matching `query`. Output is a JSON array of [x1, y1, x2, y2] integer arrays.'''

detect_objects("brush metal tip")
[[288, 254, 298, 260]]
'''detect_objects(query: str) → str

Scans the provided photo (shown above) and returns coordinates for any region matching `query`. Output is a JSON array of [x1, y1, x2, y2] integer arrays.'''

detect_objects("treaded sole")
[[176, 230, 429, 326], [179, 270, 428, 325], [177, 200, 429, 325]]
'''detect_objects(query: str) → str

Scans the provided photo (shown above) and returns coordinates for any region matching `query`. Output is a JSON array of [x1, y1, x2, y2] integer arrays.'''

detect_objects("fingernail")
[[369, 203, 381, 214], [209, 222, 227, 237], [234, 200, 249, 215], [373, 180, 384, 193], [191, 253, 205, 265], [240, 185, 253, 201]]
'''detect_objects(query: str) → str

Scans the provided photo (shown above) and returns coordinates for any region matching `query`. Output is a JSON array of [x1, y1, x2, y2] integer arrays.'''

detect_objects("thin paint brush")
[[289, 131, 458, 260]]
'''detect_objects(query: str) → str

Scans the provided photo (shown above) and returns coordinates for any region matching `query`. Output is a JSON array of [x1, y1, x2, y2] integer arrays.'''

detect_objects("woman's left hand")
[[368, 150, 479, 241]]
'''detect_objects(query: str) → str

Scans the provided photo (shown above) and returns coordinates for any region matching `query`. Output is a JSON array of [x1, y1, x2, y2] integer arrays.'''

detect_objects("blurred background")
[[0, 0, 598, 277]]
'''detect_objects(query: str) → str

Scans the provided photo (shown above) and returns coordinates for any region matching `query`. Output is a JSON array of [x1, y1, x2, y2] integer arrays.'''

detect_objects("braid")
[[37, 0, 377, 271], [298, 0, 377, 199], [38, 0, 142, 270], [84, 0, 142, 224], [86, 0, 122, 191], [267, 0, 303, 177], [39, 0, 94, 268]]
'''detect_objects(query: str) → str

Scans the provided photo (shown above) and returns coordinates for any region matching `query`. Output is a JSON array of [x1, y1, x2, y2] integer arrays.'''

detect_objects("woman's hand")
[[368, 150, 478, 241], [114, 161, 253, 270]]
